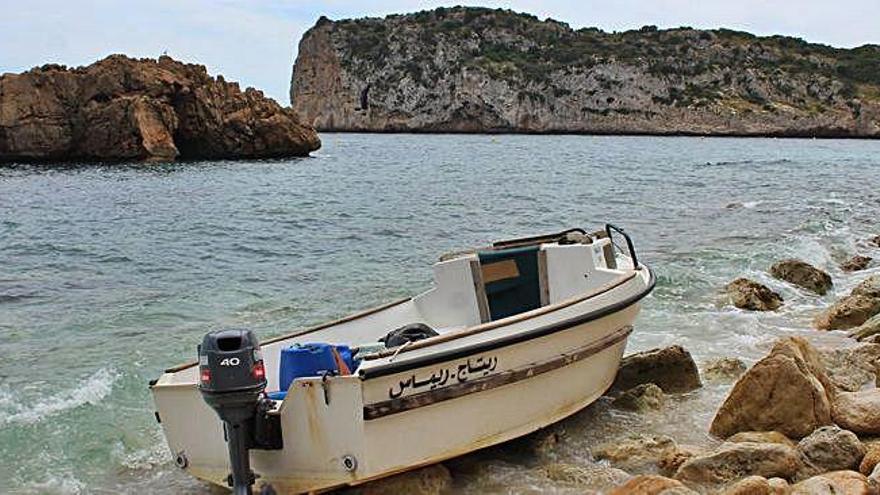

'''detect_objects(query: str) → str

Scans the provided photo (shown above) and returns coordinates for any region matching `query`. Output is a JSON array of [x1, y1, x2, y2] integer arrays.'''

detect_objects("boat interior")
[[162, 227, 639, 393]]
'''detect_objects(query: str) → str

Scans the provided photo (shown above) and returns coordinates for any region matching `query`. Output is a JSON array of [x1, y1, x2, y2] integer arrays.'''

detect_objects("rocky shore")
[[291, 7, 880, 136], [0, 55, 320, 163], [349, 235, 880, 494]]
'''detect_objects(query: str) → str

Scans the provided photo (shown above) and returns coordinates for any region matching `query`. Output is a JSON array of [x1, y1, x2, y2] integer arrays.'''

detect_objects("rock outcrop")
[[291, 8, 880, 136], [726, 278, 783, 311], [832, 389, 880, 435], [594, 435, 681, 473], [0, 55, 320, 162], [850, 315, 880, 341], [710, 337, 835, 439], [854, 276, 880, 300], [702, 357, 748, 382], [842, 255, 874, 272], [790, 470, 877, 495], [815, 295, 880, 330], [769, 259, 833, 295], [727, 431, 796, 448], [818, 343, 880, 391], [612, 346, 702, 393], [613, 383, 665, 411], [796, 426, 865, 478], [673, 442, 802, 486], [608, 475, 697, 495]]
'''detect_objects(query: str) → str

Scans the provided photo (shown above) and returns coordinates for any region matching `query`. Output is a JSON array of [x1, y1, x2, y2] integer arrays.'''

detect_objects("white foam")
[[0, 367, 119, 427], [23, 474, 85, 495]]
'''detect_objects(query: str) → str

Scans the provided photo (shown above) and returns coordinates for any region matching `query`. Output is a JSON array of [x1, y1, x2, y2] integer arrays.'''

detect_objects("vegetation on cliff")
[[291, 7, 880, 135]]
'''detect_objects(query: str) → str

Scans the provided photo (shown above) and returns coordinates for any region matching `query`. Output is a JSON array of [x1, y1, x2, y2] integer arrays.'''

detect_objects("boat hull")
[[152, 295, 644, 493]]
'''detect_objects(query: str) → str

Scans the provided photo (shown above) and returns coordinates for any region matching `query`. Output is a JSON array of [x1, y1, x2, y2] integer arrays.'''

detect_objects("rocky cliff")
[[291, 7, 880, 137], [1, 55, 320, 163]]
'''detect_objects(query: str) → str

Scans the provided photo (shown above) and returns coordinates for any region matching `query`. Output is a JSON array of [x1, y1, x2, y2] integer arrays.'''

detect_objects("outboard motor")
[[198, 329, 266, 495]]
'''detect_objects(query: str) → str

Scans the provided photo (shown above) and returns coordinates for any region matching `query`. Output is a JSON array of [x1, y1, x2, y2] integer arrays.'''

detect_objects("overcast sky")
[[2, 1, 878, 105]]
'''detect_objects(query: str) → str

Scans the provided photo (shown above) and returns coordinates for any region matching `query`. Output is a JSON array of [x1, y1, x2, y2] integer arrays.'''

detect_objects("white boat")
[[150, 225, 655, 494]]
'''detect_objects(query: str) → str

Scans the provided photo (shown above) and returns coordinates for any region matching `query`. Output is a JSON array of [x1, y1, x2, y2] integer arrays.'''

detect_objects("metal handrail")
[[604, 223, 639, 269]]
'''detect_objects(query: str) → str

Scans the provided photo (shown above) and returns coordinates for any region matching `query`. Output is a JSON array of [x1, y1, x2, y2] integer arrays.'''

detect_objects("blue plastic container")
[[277, 343, 358, 395]]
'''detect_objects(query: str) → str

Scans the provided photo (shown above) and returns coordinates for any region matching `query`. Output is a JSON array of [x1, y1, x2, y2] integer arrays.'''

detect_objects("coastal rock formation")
[[612, 346, 702, 393], [673, 442, 802, 486], [790, 470, 877, 495], [726, 278, 783, 311], [861, 443, 880, 476], [613, 383, 665, 411], [795, 426, 865, 478], [727, 431, 796, 449], [769, 259, 833, 295], [0, 55, 320, 162], [818, 343, 880, 391], [702, 357, 748, 382], [710, 337, 834, 439], [815, 295, 880, 330], [593, 434, 681, 472], [853, 276, 880, 299], [850, 315, 880, 341], [291, 7, 880, 136], [608, 475, 697, 495], [842, 255, 874, 272], [832, 389, 880, 435], [719, 476, 787, 495]]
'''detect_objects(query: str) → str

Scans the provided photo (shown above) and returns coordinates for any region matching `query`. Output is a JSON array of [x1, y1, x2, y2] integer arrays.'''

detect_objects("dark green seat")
[[478, 246, 541, 321]]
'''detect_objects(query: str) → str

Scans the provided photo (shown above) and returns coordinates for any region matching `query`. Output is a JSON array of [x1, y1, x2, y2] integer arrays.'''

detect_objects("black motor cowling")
[[198, 329, 267, 495]]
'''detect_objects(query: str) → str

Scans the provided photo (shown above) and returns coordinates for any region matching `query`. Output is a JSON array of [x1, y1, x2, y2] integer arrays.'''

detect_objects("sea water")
[[1, 134, 879, 493]]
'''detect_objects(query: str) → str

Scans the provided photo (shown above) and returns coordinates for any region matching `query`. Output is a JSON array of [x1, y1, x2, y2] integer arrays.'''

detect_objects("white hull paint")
[[151, 229, 654, 493]]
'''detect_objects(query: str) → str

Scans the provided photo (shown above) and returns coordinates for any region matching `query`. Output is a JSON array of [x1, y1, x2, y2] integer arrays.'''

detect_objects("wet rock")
[[0, 55, 320, 162], [767, 478, 791, 493], [613, 383, 665, 411], [674, 442, 802, 486], [870, 464, 880, 487], [850, 315, 880, 341], [612, 346, 702, 394], [818, 343, 880, 391], [355, 464, 451, 495], [796, 426, 865, 479], [710, 337, 835, 439], [719, 476, 774, 495], [860, 443, 880, 476], [832, 389, 880, 435], [728, 431, 797, 448], [769, 259, 833, 295], [842, 256, 874, 272], [726, 278, 784, 311], [702, 357, 749, 382], [658, 445, 706, 477], [815, 295, 880, 331], [537, 463, 631, 491], [608, 475, 698, 495], [594, 435, 679, 473], [853, 276, 880, 300], [790, 470, 876, 495], [871, 236, 880, 248]]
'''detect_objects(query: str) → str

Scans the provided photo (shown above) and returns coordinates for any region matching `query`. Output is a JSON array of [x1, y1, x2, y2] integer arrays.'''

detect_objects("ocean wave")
[[0, 368, 119, 427]]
